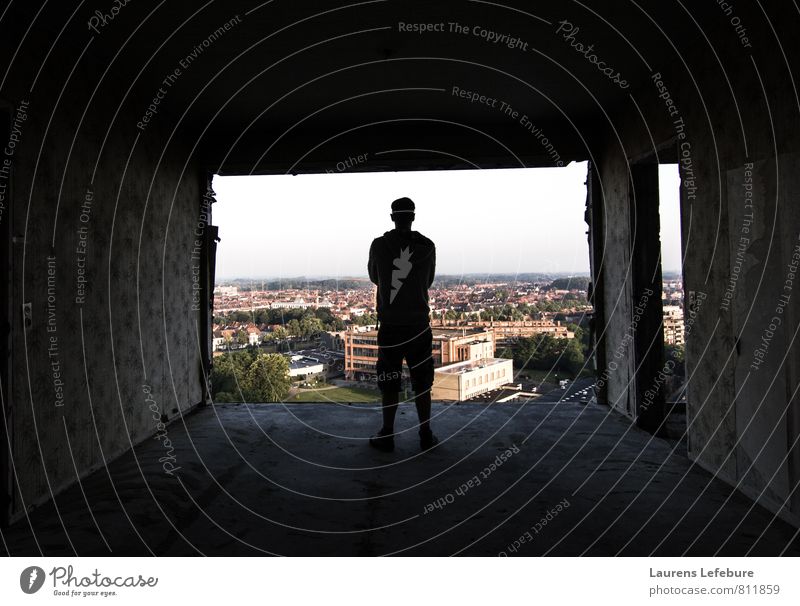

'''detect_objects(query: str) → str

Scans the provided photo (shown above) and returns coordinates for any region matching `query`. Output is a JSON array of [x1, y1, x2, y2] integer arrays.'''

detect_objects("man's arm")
[[368, 240, 378, 285], [428, 244, 436, 288]]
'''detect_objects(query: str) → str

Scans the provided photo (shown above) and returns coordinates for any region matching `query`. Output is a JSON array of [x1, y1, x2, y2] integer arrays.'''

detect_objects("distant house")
[[245, 325, 262, 346], [212, 329, 225, 351], [214, 328, 237, 350], [214, 285, 239, 297]]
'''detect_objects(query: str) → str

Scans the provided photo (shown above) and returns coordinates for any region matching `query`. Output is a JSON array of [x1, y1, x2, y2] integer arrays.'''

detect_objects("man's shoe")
[[420, 430, 439, 451], [369, 428, 395, 452]]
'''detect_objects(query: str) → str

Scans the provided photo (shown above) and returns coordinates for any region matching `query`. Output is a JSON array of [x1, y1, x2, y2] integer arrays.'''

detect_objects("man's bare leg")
[[370, 390, 399, 452], [416, 389, 438, 450], [382, 390, 400, 433], [414, 390, 431, 435]]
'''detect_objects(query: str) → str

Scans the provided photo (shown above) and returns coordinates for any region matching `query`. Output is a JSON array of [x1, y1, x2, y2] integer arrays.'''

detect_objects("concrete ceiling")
[[10, 0, 723, 174]]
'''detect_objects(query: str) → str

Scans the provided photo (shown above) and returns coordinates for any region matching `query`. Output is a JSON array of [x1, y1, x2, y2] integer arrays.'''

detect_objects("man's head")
[[390, 197, 415, 230]]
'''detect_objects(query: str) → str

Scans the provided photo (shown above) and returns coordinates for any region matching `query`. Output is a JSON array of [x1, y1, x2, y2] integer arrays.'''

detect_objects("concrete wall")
[[594, 146, 637, 420], [592, 6, 800, 524], [3, 34, 205, 522]]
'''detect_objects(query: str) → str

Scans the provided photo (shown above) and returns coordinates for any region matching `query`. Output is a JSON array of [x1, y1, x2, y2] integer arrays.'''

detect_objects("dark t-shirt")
[[368, 229, 436, 326]]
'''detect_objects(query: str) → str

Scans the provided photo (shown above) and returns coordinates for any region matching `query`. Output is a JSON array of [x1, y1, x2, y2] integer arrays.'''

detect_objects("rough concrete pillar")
[[586, 161, 608, 405], [629, 163, 667, 434]]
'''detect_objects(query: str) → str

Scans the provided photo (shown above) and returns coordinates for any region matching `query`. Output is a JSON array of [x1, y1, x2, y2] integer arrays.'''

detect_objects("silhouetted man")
[[367, 197, 438, 452]]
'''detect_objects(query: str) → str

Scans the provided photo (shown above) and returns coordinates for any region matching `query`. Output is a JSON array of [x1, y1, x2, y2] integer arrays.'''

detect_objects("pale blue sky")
[[212, 162, 682, 279], [659, 163, 682, 274]]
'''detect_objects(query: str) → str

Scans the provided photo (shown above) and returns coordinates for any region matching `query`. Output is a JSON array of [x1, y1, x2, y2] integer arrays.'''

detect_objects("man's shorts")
[[375, 323, 434, 394]]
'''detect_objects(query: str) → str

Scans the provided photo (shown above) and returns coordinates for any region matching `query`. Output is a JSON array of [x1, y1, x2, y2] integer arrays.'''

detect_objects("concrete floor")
[[2, 399, 798, 556]]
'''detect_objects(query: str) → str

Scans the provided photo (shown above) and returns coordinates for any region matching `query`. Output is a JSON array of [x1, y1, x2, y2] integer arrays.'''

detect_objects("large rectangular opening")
[[209, 164, 592, 404], [206, 163, 592, 402]]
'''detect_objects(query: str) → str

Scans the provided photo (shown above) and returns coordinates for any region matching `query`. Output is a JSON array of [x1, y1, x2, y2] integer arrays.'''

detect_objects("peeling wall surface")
[[593, 4, 800, 524], [3, 31, 205, 521]]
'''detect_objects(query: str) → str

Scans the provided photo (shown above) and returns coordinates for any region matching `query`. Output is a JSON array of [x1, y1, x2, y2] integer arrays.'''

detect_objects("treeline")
[[433, 301, 589, 322], [211, 350, 292, 403], [214, 307, 377, 332], [431, 274, 590, 287], [500, 323, 591, 376], [503, 333, 585, 376], [545, 276, 591, 291]]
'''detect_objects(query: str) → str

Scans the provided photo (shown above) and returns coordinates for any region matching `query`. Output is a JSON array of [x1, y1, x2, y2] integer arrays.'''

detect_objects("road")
[[534, 376, 597, 403]]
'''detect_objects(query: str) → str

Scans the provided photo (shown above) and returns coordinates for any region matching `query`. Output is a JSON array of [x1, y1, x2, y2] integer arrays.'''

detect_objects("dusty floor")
[[2, 398, 798, 556]]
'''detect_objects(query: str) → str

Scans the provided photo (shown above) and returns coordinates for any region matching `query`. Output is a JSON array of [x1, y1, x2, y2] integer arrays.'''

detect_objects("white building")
[[271, 297, 312, 309], [663, 305, 685, 346], [214, 285, 239, 297], [270, 296, 332, 310], [246, 326, 262, 346], [286, 354, 325, 378], [431, 357, 514, 401]]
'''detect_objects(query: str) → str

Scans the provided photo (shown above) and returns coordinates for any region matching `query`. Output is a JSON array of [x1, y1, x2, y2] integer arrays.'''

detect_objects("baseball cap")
[[391, 197, 415, 214]]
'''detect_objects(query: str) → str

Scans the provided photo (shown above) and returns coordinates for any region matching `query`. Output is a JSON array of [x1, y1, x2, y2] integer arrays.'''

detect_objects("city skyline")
[[212, 162, 682, 279]]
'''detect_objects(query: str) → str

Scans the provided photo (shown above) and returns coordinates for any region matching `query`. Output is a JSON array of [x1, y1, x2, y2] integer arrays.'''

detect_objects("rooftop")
[[287, 355, 325, 370], [431, 327, 493, 339], [436, 357, 511, 375], [346, 327, 492, 339], [3, 400, 796, 556]]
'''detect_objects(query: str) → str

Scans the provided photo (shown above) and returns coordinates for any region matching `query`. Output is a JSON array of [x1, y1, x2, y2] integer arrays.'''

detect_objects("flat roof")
[[435, 357, 511, 375], [286, 356, 325, 369], [431, 328, 491, 337]]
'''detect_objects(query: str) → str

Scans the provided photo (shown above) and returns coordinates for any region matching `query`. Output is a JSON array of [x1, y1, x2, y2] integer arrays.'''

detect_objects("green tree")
[[243, 354, 292, 402], [313, 307, 335, 324], [665, 343, 685, 376], [236, 329, 249, 347], [231, 310, 250, 323], [211, 349, 258, 400], [512, 333, 585, 376], [271, 326, 289, 351], [561, 338, 585, 375], [355, 313, 377, 326], [301, 315, 324, 339], [549, 277, 590, 292], [211, 354, 240, 398], [566, 322, 587, 350], [287, 318, 302, 337]]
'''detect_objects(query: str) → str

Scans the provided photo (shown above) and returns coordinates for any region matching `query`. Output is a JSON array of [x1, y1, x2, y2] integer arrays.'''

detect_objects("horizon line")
[[215, 272, 594, 281]]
